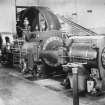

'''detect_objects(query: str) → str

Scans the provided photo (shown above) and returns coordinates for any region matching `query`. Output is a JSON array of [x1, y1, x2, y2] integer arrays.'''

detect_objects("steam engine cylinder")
[[67, 35, 105, 84], [68, 43, 98, 67]]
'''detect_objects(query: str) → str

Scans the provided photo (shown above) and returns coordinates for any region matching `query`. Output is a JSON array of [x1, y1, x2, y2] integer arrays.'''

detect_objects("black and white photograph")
[[0, 0, 105, 105]]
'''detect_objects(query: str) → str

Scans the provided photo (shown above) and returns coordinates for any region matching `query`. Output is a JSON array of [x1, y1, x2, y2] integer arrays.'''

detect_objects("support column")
[[72, 67, 79, 105]]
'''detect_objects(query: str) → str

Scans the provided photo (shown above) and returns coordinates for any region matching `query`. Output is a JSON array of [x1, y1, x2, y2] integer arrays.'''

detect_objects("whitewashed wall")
[[0, 0, 16, 33], [16, 0, 37, 6], [38, 0, 105, 34], [0, 0, 105, 34]]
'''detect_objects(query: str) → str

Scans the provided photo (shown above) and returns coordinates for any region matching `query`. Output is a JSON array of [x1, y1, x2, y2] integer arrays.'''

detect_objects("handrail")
[[57, 15, 98, 36]]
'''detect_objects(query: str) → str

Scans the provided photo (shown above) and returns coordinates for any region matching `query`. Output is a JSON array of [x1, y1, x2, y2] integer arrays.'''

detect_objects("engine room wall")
[[1, 0, 104, 34], [38, 0, 105, 34], [16, 0, 38, 6], [0, 0, 16, 33]]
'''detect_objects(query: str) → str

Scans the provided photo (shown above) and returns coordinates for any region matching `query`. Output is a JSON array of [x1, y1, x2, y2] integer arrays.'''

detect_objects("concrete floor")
[[0, 64, 105, 105], [0, 65, 73, 105]]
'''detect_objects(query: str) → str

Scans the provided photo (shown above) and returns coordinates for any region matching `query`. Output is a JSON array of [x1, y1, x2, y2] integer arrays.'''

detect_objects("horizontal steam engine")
[[1, 6, 105, 95], [15, 6, 105, 94]]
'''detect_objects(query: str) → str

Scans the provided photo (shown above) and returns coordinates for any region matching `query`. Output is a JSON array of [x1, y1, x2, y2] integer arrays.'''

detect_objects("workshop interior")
[[0, 0, 105, 105]]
